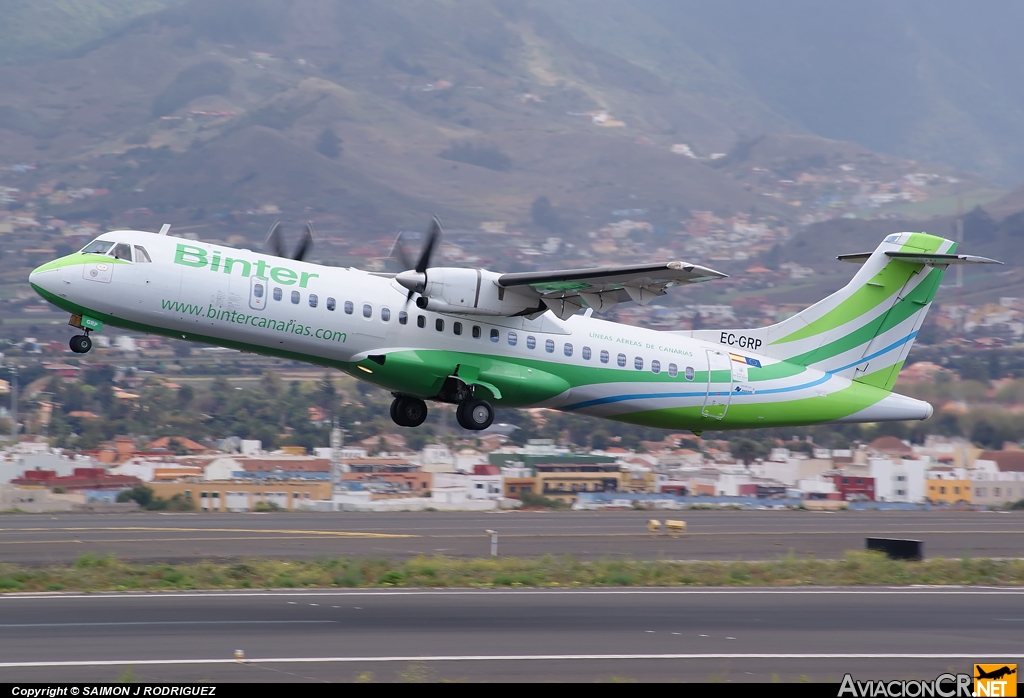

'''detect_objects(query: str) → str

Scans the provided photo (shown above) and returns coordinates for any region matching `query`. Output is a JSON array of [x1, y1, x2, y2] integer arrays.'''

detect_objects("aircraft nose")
[[29, 261, 61, 293]]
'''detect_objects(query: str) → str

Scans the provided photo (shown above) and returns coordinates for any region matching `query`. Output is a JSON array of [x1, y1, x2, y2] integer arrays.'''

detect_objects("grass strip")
[[2, 550, 1024, 592]]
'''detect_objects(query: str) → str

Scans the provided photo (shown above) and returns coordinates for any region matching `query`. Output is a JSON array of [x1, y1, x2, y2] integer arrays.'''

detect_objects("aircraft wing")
[[497, 261, 728, 320]]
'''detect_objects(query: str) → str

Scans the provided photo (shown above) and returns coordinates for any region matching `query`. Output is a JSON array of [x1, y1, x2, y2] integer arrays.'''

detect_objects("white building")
[[433, 472, 504, 501], [869, 457, 929, 503], [418, 444, 455, 473]]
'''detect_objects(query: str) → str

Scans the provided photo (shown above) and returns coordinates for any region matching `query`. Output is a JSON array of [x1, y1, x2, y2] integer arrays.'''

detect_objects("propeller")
[[395, 216, 443, 304], [264, 220, 316, 261]]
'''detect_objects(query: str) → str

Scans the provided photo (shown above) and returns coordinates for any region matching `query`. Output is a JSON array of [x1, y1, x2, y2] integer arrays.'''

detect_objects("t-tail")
[[687, 232, 1001, 392]]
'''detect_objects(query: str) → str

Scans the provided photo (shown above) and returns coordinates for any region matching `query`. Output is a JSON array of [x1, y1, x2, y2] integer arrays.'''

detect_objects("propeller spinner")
[[395, 216, 443, 303]]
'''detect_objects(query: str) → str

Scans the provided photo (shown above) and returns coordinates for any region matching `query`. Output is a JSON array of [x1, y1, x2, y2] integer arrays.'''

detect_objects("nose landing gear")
[[69, 333, 92, 354]]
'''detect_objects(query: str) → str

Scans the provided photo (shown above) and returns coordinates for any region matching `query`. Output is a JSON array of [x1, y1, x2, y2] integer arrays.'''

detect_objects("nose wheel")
[[390, 396, 428, 427], [69, 333, 92, 354], [456, 398, 494, 431]]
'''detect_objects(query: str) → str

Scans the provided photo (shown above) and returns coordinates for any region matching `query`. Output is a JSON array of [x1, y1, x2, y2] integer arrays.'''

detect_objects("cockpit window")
[[134, 246, 152, 263], [81, 240, 114, 255], [111, 244, 132, 261]]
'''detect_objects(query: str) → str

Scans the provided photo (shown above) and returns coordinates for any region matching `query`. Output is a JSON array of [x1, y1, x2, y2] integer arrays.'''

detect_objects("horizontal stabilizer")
[[884, 251, 1003, 265], [839, 251, 1003, 265]]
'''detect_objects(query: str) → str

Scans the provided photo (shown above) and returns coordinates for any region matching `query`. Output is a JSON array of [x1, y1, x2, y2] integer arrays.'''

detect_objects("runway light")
[[235, 649, 244, 662], [357, 365, 373, 374]]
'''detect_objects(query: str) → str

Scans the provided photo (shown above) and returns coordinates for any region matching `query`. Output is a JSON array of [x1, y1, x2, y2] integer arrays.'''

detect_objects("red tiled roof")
[[868, 436, 912, 453], [978, 450, 1024, 472]]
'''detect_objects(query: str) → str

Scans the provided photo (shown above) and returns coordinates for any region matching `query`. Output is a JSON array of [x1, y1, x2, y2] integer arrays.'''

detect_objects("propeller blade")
[[293, 222, 315, 261], [264, 220, 286, 258], [415, 216, 442, 274], [388, 231, 415, 271]]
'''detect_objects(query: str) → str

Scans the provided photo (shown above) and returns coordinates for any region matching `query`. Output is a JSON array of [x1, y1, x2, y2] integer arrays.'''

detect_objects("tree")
[[729, 437, 767, 465], [530, 196, 563, 232], [176, 385, 195, 411], [315, 128, 342, 159], [317, 372, 337, 412], [117, 485, 154, 507], [963, 206, 997, 243], [167, 438, 190, 456]]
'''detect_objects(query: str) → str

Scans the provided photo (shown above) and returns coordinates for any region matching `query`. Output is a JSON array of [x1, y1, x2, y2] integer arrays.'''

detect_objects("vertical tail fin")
[[686, 232, 1001, 391]]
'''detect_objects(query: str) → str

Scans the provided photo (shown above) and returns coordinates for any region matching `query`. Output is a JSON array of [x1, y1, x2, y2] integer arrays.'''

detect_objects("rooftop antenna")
[[158, 224, 171, 236]]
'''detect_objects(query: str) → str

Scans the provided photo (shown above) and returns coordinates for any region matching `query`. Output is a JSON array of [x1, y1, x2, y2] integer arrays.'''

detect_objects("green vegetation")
[[151, 61, 233, 117], [316, 128, 342, 159], [518, 491, 569, 510], [0, 0, 174, 64], [3, 551, 1024, 593], [437, 142, 512, 172], [252, 501, 281, 512], [116, 485, 195, 511]]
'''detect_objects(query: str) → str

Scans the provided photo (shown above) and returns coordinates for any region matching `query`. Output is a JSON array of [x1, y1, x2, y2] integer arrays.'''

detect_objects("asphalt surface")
[[1, 510, 1022, 564], [0, 588, 1020, 683]]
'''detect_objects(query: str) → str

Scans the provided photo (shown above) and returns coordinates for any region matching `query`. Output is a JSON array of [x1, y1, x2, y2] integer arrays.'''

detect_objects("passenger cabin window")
[[291, 290, 300, 304], [582, 347, 591, 360], [399, 311, 408, 325], [326, 297, 336, 311], [112, 243, 132, 261], [273, 287, 283, 301], [344, 301, 353, 314], [685, 366, 695, 381], [527, 335, 536, 350], [81, 240, 114, 255], [472, 325, 481, 339], [668, 363, 678, 378], [453, 321, 462, 335], [545, 339, 555, 353], [134, 246, 152, 263], [381, 307, 391, 322], [617, 353, 626, 367], [634, 357, 643, 370], [508, 332, 517, 346], [490, 329, 499, 342], [600, 350, 609, 364], [362, 303, 372, 318], [564, 343, 573, 357], [253, 283, 264, 299], [417, 315, 426, 328], [436, 318, 444, 332], [308, 294, 318, 308], [651, 360, 661, 374]]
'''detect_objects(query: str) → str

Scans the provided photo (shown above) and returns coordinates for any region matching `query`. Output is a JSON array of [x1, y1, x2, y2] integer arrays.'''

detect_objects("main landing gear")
[[389, 394, 495, 431], [390, 395, 428, 428], [69, 333, 92, 354], [456, 398, 494, 431]]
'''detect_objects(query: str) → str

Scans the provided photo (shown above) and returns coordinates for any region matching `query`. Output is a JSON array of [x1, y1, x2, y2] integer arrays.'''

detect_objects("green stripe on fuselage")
[[610, 366, 894, 431]]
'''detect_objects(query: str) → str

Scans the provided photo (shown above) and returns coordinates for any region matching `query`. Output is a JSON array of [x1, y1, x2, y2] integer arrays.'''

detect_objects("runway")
[[0, 588, 1020, 682], [1, 510, 1022, 564]]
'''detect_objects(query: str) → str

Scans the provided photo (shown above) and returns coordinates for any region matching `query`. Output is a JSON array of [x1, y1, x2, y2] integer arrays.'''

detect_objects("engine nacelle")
[[416, 268, 540, 316]]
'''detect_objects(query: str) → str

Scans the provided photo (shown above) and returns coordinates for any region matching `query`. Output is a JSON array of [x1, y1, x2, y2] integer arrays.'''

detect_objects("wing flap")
[[497, 261, 726, 318]]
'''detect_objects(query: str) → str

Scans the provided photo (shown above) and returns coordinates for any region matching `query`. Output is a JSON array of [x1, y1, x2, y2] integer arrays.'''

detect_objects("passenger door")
[[702, 349, 733, 419]]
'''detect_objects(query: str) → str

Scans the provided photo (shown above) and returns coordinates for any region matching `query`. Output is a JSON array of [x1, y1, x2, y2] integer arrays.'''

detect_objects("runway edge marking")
[[1, 653, 1019, 668]]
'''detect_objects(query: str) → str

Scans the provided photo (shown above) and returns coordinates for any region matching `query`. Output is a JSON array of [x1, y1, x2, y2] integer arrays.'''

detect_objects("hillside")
[[0, 0, 799, 244], [0, 0, 1014, 295], [545, 0, 1024, 187]]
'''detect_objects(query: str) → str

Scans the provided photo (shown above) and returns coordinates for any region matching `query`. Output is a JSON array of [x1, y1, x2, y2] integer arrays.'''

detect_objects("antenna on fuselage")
[[158, 224, 171, 236]]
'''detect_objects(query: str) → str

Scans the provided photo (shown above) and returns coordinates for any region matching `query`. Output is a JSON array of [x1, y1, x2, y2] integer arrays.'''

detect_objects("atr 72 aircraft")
[[28, 219, 999, 433]]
